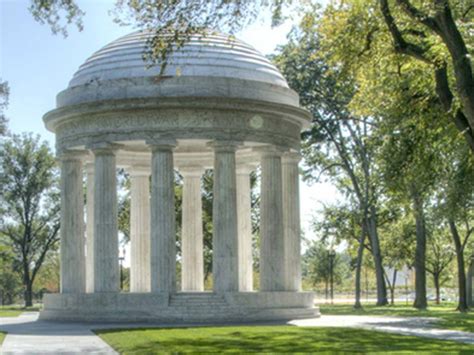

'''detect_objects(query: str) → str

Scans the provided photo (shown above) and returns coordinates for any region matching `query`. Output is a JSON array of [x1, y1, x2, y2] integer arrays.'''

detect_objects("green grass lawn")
[[319, 302, 474, 333], [0, 331, 6, 346], [0, 305, 41, 317], [96, 325, 474, 354]]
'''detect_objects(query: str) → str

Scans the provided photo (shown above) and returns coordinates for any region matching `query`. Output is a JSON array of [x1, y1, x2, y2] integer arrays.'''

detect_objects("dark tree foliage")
[[378, 0, 474, 153], [0, 80, 9, 136], [28, 0, 84, 36]]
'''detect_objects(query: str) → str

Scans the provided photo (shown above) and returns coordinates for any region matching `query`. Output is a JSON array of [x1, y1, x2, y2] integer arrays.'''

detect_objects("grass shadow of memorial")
[[94, 325, 474, 354]]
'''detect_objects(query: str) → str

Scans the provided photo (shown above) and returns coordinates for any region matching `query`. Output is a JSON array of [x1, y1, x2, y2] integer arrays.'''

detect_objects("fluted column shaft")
[[130, 168, 151, 292], [85, 163, 95, 293], [150, 142, 176, 292], [59, 155, 86, 294], [260, 148, 285, 291], [93, 148, 119, 293], [282, 152, 302, 291], [237, 165, 253, 291], [181, 167, 205, 291], [212, 142, 239, 292]]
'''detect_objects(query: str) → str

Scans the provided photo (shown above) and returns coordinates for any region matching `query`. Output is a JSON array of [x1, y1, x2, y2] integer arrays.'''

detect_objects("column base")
[[40, 292, 319, 323]]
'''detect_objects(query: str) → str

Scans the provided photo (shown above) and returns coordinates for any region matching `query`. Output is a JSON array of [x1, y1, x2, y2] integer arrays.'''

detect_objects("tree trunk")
[[448, 220, 468, 312], [412, 190, 427, 310], [22, 259, 33, 308], [366, 207, 388, 306], [390, 269, 398, 305], [433, 273, 440, 305], [325, 278, 329, 301], [467, 257, 473, 307], [24, 281, 33, 308], [354, 230, 366, 309]]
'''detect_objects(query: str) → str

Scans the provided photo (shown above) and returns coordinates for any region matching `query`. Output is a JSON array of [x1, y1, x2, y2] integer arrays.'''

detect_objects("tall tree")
[[436, 141, 474, 311], [380, 119, 441, 310], [426, 225, 454, 304], [379, 209, 414, 305], [313, 203, 367, 308], [0, 134, 60, 307], [274, 12, 388, 306]]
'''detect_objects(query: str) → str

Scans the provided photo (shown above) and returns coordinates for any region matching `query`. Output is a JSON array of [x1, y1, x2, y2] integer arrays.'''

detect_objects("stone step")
[[169, 294, 228, 307], [169, 298, 227, 303], [169, 303, 229, 308]]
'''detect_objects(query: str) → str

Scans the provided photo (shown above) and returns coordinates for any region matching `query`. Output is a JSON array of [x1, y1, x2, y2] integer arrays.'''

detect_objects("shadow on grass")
[[95, 326, 474, 354]]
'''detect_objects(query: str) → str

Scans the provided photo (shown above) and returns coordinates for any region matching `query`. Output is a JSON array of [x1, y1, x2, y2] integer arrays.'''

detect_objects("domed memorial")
[[41, 30, 318, 322]]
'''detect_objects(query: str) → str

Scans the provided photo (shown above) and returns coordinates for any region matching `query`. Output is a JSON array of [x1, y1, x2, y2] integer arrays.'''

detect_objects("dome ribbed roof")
[[68, 30, 289, 88]]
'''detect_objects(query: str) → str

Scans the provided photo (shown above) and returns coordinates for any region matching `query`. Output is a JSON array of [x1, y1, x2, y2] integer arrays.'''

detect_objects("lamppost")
[[119, 247, 126, 291], [328, 249, 336, 305]]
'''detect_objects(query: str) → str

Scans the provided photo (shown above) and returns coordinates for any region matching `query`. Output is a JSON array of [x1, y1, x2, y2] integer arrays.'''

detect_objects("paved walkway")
[[290, 315, 474, 345], [1, 312, 473, 354], [0, 313, 117, 354]]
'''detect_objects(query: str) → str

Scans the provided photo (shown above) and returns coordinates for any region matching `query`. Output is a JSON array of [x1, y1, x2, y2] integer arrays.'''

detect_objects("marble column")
[[85, 163, 95, 293], [180, 166, 205, 291], [130, 167, 151, 292], [212, 141, 240, 292], [92, 146, 119, 293], [149, 141, 176, 293], [259, 147, 286, 291], [282, 152, 302, 291], [59, 153, 86, 294], [236, 164, 253, 291]]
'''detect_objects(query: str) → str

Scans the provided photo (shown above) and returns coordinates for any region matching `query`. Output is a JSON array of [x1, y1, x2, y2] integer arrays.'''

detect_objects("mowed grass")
[[95, 325, 474, 354], [0, 331, 6, 345], [0, 305, 41, 317], [319, 302, 474, 333]]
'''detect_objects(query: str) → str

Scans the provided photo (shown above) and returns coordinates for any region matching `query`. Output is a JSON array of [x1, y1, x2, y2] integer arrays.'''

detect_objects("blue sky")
[[1, 0, 338, 243]]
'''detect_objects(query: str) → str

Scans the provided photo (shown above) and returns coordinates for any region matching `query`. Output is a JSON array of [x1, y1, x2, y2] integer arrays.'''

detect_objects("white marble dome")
[[55, 30, 299, 108], [69, 30, 289, 89], [45, 30, 310, 153]]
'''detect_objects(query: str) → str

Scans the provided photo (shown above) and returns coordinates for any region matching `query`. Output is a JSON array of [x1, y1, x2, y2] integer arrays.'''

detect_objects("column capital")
[[128, 165, 151, 177], [253, 145, 287, 158], [146, 138, 177, 151], [179, 165, 206, 178], [208, 140, 242, 152], [57, 149, 89, 162], [282, 151, 302, 164], [87, 142, 121, 155]]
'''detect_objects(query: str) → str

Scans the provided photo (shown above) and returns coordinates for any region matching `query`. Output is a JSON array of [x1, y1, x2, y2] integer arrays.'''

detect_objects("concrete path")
[[1, 312, 473, 354], [290, 315, 474, 344], [0, 313, 117, 354]]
